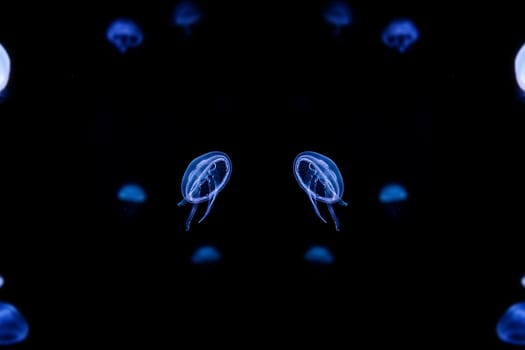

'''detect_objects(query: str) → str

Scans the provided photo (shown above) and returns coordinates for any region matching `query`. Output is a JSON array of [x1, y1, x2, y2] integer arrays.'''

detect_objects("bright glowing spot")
[[515, 42, 525, 93], [0, 43, 11, 97], [304, 245, 334, 264], [0, 276, 3, 289]]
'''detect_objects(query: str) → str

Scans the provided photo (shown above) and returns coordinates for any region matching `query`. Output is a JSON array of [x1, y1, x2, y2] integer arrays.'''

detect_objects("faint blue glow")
[[106, 18, 144, 53], [323, 0, 352, 35], [304, 245, 334, 264], [496, 301, 525, 346], [293, 151, 348, 231], [378, 183, 408, 204], [0, 302, 29, 346], [521, 275, 525, 289], [0, 43, 11, 99], [117, 183, 147, 204], [0, 275, 3, 289], [178, 151, 232, 231], [172, 0, 202, 36], [381, 18, 419, 53], [191, 245, 222, 264], [515, 42, 525, 95]]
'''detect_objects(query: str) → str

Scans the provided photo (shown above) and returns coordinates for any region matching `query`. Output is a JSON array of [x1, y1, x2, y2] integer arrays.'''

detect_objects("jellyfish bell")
[[322, 0, 352, 38], [381, 18, 419, 54], [116, 182, 147, 220], [496, 301, 525, 346], [0, 42, 11, 101], [0, 302, 29, 346], [514, 42, 525, 102], [191, 245, 222, 265], [378, 182, 408, 219], [172, 0, 202, 37], [106, 18, 144, 54], [304, 245, 335, 265]]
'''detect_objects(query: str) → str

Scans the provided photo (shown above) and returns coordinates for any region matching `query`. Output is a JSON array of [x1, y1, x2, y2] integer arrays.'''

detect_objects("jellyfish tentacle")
[[185, 203, 199, 231], [198, 175, 218, 224], [309, 177, 327, 224], [327, 203, 340, 231]]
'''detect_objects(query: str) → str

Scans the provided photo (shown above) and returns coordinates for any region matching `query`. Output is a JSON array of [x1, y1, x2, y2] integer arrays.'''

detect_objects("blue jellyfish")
[[496, 301, 525, 346], [117, 182, 147, 219], [191, 245, 222, 264], [515, 42, 525, 102], [293, 151, 348, 231], [178, 151, 232, 231], [106, 18, 144, 54], [521, 275, 525, 289], [0, 275, 3, 289], [304, 245, 335, 265], [172, 0, 202, 36], [381, 18, 419, 53], [0, 302, 29, 346], [0, 42, 11, 101], [378, 182, 408, 218], [323, 0, 352, 37]]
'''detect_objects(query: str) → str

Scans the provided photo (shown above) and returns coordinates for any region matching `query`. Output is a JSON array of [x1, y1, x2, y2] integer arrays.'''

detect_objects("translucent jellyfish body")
[[172, 0, 202, 36], [515, 42, 525, 100], [106, 18, 144, 53], [0, 43, 11, 100], [381, 18, 419, 53], [0, 302, 29, 346], [496, 301, 525, 346], [293, 151, 348, 231], [322, 0, 352, 37], [191, 245, 222, 264], [378, 182, 408, 218], [178, 151, 232, 231], [116, 182, 147, 219], [304, 245, 335, 265]]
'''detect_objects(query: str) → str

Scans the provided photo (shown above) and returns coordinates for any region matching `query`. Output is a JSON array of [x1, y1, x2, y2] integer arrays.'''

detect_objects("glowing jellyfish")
[[178, 151, 232, 231], [0, 302, 29, 346], [0, 275, 3, 289], [496, 301, 525, 346], [381, 18, 419, 53], [191, 245, 222, 264], [106, 18, 144, 53], [117, 182, 147, 219], [0, 42, 11, 100], [378, 182, 408, 218], [304, 245, 334, 265], [515, 42, 525, 101], [172, 0, 202, 36], [322, 0, 352, 37], [521, 275, 525, 289], [293, 151, 348, 231]]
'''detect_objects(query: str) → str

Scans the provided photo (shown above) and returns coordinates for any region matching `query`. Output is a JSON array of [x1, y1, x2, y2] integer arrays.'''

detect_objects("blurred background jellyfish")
[[521, 275, 525, 289], [117, 182, 147, 219], [0, 42, 11, 101], [106, 18, 144, 53], [304, 245, 334, 265], [0, 302, 29, 346], [191, 245, 222, 265], [514, 42, 525, 102], [0, 275, 4, 289], [381, 18, 419, 53], [172, 0, 202, 37], [378, 182, 408, 218], [322, 0, 352, 38]]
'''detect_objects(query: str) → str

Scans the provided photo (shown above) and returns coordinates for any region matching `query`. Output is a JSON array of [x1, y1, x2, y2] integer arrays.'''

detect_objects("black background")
[[0, 0, 522, 348]]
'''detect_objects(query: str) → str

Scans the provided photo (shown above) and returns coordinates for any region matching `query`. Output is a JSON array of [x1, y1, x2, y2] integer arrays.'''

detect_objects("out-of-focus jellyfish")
[[304, 245, 334, 265], [117, 182, 147, 219], [172, 0, 202, 36], [0, 42, 11, 101], [106, 18, 144, 54], [191, 245, 222, 264], [381, 18, 419, 53], [293, 151, 348, 231], [178, 151, 232, 231], [0, 302, 29, 346], [0, 275, 3, 289], [514, 42, 525, 101], [378, 182, 408, 218], [496, 301, 525, 346], [521, 275, 525, 289], [322, 0, 352, 37]]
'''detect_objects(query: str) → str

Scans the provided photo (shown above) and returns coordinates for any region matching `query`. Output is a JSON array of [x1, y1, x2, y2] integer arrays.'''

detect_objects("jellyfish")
[[304, 245, 335, 265], [381, 18, 419, 53], [293, 151, 348, 231], [172, 0, 202, 36], [514, 42, 525, 101], [496, 301, 525, 346], [322, 0, 352, 37], [0, 302, 29, 346], [191, 245, 222, 264], [378, 182, 408, 218], [178, 151, 232, 231], [0, 42, 11, 101], [521, 275, 525, 289], [0, 275, 3, 289], [106, 18, 144, 54], [117, 182, 147, 219]]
